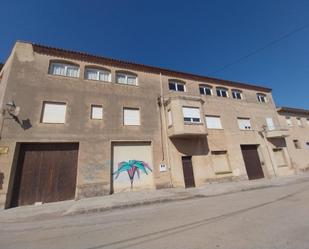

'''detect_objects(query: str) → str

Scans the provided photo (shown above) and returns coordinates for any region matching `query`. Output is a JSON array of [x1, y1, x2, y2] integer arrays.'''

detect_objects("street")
[[1, 180, 309, 249]]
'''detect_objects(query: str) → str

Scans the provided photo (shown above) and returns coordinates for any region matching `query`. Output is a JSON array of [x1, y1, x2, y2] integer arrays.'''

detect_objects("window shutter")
[[205, 116, 222, 129], [42, 102, 66, 123], [91, 106, 103, 119], [124, 108, 140, 125], [182, 107, 200, 119], [237, 118, 251, 130], [266, 118, 275, 130]]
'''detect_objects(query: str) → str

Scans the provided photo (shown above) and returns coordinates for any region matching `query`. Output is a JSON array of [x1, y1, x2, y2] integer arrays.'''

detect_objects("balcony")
[[264, 126, 289, 138], [164, 95, 207, 138]]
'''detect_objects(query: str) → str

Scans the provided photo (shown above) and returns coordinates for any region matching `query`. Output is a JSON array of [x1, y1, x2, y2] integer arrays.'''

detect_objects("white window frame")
[[296, 118, 302, 127], [123, 108, 140, 126], [232, 90, 242, 100], [199, 85, 213, 95], [237, 118, 252, 130], [41, 102, 67, 124], [116, 72, 138, 85], [49, 62, 79, 78], [257, 93, 267, 103], [85, 68, 111, 82], [182, 107, 201, 123], [169, 81, 186, 92], [216, 87, 229, 98], [205, 116, 223, 129], [91, 105, 103, 120], [286, 116, 292, 126]]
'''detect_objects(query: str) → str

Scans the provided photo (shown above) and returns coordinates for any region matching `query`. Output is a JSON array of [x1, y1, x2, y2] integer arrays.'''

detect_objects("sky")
[[1, 0, 309, 109]]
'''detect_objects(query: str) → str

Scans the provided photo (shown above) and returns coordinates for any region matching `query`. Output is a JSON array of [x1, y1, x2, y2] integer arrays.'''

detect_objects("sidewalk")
[[1, 172, 309, 222]]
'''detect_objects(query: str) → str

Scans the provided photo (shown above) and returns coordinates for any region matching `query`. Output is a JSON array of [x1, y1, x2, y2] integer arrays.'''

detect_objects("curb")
[[63, 175, 309, 216]]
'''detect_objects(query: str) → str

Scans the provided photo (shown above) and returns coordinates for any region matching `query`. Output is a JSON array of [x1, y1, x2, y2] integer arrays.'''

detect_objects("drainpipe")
[[260, 127, 277, 177], [159, 72, 173, 187]]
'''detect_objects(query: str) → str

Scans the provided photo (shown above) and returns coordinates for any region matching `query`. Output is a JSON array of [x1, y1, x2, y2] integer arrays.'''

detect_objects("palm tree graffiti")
[[113, 160, 152, 189]]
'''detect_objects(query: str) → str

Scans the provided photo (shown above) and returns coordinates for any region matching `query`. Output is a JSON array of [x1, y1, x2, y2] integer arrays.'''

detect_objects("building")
[[277, 107, 309, 170], [0, 41, 298, 209]]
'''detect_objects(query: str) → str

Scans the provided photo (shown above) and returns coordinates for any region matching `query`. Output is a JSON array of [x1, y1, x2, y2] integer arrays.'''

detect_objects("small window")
[[216, 87, 228, 98], [286, 116, 292, 126], [41, 102, 66, 124], [266, 117, 275, 130], [49, 62, 79, 78], [205, 116, 223, 129], [257, 93, 267, 103], [116, 72, 137, 85], [91, 105, 103, 120], [123, 108, 140, 125], [199, 85, 212, 95], [306, 142, 309, 150], [182, 107, 201, 123], [307, 119, 309, 126], [167, 110, 173, 126], [85, 68, 111, 82], [293, 139, 301, 149], [169, 81, 185, 92], [296, 118, 302, 127], [232, 90, 242, 100], [237, 118, 252, 130]]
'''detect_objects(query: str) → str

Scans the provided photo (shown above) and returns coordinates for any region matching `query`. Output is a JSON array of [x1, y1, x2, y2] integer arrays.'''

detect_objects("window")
[[237, 118, 252, 130], [307, 119, 309, 126], [123, 108, 140, 125], [232, 90, 242, 100], [216, 87, 228, 98], [167, 110, 173, 126], [41, 102, 66, 123], [205, 116, 222, 129], [91, 105, 103, 120], [49, 62, 79, 78], [169, 81, 185, 92], [306, 142, 309, 150], [85, 68, 111, 82], [116, 72, 137, 85], [296, 118, 302, 127], [286, 116, 292, 126], [257, 93, 267, 103], [182, 107, 201, 123], [199, 85, 212, 95], [266, 117, 275, 130], [293, 139, 301, 149]]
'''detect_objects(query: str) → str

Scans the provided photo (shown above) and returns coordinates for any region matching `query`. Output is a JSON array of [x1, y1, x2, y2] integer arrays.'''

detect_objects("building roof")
[[277, 107, 309, 116], [27, 41, 272, 92]]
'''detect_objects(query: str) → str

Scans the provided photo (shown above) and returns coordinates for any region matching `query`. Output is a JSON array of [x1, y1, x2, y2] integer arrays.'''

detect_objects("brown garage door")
[[182, 156, 196, 188], [241, 145, 264, 180], [11, 143, 79, 207]]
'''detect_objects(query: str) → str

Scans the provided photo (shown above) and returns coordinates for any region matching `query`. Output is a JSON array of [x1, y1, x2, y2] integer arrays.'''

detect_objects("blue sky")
[[1, 0, 309, 108]]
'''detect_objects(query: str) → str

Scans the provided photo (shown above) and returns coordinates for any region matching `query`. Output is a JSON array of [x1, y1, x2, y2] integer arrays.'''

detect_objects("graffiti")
[[113, 160, 152, 189]]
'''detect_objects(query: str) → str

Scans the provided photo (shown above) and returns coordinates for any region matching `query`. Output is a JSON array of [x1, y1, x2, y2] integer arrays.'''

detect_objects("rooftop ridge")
[[26, 41, 272, 92]]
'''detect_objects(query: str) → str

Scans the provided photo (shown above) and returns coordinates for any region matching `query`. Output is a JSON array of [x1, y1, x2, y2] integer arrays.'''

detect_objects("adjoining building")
[[0, 41, 303, 209], [277, 107, 309, 171]]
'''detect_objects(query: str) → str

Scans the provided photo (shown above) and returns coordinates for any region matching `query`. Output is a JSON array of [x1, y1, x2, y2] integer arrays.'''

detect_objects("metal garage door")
[[10, 143, 79, 207], [112, 142, 153, 193]]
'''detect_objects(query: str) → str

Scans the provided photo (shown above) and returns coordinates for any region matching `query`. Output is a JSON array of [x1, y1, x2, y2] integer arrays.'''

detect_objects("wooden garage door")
[[11, 143, 79, 207], [241, 145, 264, 180]]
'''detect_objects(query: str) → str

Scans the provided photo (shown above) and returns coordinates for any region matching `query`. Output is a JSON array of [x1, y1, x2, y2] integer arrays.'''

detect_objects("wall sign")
[[159, 164, 167, 172], [0, 146, 9, 154]]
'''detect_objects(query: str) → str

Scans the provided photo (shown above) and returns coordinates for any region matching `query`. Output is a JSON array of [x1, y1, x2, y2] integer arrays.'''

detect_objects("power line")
[[210, 23, 309, 75]]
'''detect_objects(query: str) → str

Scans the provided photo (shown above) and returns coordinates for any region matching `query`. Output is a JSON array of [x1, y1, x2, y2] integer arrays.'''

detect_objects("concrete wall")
[[0, 41, 300, 209]]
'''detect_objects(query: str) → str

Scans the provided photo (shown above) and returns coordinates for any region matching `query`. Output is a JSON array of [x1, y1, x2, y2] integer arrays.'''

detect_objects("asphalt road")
[[1, 180, 309, 249]]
